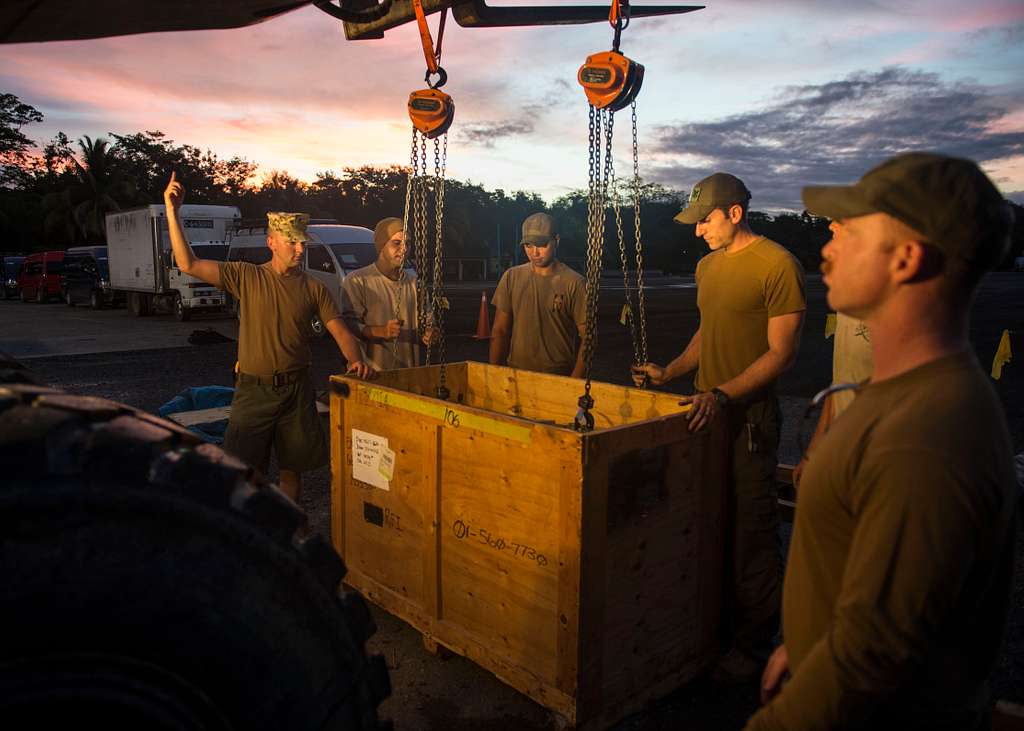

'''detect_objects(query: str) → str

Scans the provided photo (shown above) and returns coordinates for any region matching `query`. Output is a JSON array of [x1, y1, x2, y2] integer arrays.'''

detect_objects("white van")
[[227, 222, 378, 334]]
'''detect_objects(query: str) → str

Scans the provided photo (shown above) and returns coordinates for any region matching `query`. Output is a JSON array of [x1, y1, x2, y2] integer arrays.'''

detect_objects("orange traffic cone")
[[474, 291, 492, 340]]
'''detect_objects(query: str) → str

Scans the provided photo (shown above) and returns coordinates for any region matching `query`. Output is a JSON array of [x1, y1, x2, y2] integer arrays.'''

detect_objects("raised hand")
[[163, 171, 184, 213]]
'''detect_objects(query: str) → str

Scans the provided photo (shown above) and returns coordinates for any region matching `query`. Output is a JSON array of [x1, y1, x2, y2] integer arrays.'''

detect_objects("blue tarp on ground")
[[159, 385, 235, 443]]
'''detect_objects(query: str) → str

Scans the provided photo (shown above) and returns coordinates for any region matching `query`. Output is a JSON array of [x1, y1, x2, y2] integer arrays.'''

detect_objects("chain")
[[575, 105, 611, 431], [631, 100, 648, 367], [391, 126, 420, 366], [432, 133, 449, 397], [415, 132, 430, 358]]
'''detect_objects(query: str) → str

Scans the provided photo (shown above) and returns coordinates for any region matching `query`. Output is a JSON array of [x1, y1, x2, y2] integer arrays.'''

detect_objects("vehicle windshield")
[[4, 258, 23, 277], [328, 243, 377, 271], [193, 244, 230, 262]]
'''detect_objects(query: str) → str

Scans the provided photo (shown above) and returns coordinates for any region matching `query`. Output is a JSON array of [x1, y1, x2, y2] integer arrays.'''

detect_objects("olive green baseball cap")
[[802, 152, 1013, 269], [267, 211, 310, 242], [521, 212, 558, 245], [674, 173, 752, 224]]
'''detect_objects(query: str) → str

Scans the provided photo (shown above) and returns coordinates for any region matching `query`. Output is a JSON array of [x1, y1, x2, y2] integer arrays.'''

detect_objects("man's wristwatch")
[[710, 388, 730, 407]]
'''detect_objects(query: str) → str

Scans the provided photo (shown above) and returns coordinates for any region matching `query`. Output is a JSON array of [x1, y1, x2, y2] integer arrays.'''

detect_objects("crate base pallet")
[[329, 362, 727, 729]]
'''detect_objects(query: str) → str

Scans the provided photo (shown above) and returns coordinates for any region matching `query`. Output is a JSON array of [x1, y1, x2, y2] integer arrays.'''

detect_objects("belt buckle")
[[272, 373, 286, 388]]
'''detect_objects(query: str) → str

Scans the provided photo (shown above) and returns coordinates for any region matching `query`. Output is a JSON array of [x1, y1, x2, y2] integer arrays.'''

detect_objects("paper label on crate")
[[351, 428, 390, 490], [378, 447, 396, 481]]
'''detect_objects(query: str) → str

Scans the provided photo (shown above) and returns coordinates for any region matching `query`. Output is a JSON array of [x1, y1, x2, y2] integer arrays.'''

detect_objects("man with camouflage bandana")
[[163, 172, 371, 504]]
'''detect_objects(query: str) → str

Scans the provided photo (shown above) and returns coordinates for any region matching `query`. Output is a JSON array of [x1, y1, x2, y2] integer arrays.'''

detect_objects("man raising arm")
[[164, 172, 371, 504]]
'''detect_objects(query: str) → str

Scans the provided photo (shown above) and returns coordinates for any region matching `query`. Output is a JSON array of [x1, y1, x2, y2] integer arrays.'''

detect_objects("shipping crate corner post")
[[329, 361, 728, 729]]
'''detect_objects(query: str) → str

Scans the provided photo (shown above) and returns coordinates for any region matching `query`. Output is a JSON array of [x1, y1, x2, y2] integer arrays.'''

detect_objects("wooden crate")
[[329, 362, 727, 729]]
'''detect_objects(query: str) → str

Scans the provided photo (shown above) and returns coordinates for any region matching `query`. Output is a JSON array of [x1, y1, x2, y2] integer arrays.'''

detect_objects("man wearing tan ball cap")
[[634, 171, 806, 685], [490, 212, 587, 377], [163, 172, 371, 504], [748, 153, 1017, 730]]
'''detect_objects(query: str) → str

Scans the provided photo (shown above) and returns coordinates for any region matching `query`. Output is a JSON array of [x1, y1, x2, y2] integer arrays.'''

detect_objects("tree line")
[[3, 92, 1021, 273]]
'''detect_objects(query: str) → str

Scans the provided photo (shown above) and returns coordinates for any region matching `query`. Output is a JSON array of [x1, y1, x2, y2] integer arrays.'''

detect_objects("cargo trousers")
[[720, 395, 782, 659]]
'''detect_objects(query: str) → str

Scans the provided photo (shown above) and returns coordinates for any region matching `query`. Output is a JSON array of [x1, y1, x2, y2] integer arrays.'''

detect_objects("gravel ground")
[[17, 272, 1024, 728]]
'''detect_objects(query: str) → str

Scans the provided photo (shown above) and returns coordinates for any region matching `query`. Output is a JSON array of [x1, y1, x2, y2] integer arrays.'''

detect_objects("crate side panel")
[[590, 417, 725, 724], [464, 361, 687, 428], [438, 425, 576, 686], [372, 361, 469, 400], [336, 394, 433, 611]]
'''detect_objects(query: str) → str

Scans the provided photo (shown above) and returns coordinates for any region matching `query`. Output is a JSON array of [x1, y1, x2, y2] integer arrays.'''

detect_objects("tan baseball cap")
[[267, 212, 310, 242], [374, 217, 403, 252], [674, 173, 752, 224], [802, 152, 1013, 270], [521, 212, 558, 245]]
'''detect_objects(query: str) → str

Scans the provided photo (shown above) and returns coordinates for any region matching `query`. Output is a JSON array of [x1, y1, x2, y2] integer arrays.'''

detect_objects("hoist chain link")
[[631, 100, 648, 368], [432, 134, 449, 398], [416, 132, 430, 361], [575, 105, 612, 432]]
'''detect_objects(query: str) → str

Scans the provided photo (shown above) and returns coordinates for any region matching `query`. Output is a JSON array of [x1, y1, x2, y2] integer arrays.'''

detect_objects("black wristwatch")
[[710, 388, 730, 407]]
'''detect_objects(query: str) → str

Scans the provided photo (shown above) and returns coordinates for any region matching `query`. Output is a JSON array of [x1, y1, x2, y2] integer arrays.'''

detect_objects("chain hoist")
[[574, 0, 649, 432], [399, 0, 451, 400]]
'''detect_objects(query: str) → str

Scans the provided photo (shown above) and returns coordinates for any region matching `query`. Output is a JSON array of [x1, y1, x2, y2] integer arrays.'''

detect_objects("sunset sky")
[[2, 0, 1023, 208]]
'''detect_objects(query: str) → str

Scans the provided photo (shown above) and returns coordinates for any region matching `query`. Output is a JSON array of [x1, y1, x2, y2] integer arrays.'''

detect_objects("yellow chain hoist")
[[574, 0, 649, 432]]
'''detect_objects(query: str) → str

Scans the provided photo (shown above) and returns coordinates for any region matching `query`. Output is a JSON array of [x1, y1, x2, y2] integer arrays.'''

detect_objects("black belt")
[[236, 368, 308, 387]]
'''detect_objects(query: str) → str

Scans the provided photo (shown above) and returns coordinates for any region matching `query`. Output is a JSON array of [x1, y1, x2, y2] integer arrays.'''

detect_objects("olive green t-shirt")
[[219, 261, 341, 375], [694, 237, 805, 393], [746, 352, 1017, 730], [491, 261, 586, 375], [340, 263, 421, 371]]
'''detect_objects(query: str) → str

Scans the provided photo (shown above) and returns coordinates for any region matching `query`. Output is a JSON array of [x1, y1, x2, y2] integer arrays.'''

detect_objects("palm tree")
[[42, 136, 135, 243], [71, 136, 134, 239]]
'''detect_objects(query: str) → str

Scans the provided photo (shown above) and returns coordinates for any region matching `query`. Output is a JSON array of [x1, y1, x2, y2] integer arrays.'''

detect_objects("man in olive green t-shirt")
[[490, 213, 586, 377], [163, 172, 371, 504], [748, 154, 1017, 730], [633, 173, 806, 683]]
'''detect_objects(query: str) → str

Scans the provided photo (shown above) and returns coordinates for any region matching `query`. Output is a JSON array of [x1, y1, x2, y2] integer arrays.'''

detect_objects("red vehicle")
[[18, 250, 65, 303]]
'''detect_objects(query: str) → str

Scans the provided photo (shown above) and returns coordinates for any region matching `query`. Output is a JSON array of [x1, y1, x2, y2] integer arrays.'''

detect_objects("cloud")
[[456, 119, 534, 147], [648, 67, 1024, 210]]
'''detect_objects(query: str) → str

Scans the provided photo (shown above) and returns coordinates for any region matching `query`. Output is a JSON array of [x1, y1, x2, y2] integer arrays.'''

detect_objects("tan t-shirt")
[[694, 237, 805, 393], [491, 261, 586, 375], [831, 313, 873, 416], [340, 263, 421, 371], [219, 261, 340, 375], [746, 352, 1017, 730]]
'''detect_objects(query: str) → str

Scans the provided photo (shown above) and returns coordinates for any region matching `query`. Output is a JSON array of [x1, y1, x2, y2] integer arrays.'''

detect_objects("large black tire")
[[35, 286, 46, 304], [65, 289, 75, 306], [0, 383, 390, 730], [19, 287, 28, 303], [90, 289, 102, 310]]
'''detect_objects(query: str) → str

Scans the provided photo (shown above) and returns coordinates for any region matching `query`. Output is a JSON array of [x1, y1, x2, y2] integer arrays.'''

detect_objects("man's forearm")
[[718, 348, 795, 401], [328, 319, 364, 364], [489, 330, 510, 365], [166, 207, 196, 273], [663, 331, 701, 382]]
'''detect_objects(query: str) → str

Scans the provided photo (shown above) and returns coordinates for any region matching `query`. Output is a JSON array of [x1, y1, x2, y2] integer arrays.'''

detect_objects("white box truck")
[[105, 204, 241, 321]]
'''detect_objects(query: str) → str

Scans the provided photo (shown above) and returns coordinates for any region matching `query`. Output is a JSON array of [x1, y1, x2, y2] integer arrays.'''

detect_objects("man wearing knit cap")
[[341, 217, 434, 370], [633, 172, 806, 684], [748, 153, 1017, 730], [163, 172, 371, 504], [490, 212, 587, 376]]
